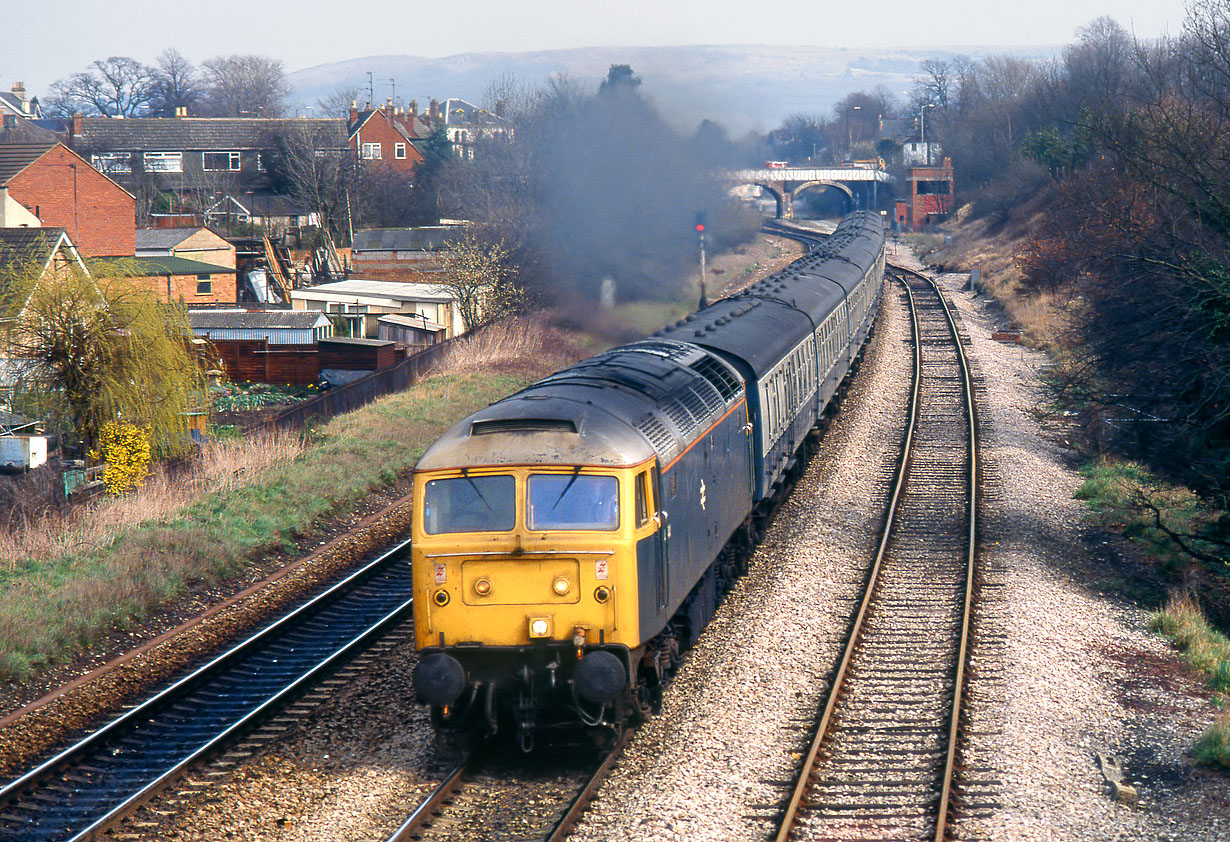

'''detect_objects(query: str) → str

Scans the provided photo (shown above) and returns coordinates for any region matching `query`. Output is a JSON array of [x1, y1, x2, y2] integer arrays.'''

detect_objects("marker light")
[[552, 577, 571, 596], [473, 578, 492, 596], [433, 589, 450, 606], [529, 617, 552, 638]]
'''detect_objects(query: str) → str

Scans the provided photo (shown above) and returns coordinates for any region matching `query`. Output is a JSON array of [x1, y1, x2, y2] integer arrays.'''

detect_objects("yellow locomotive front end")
[[413, 462, 658, 649], [411, 453, 663, 745]]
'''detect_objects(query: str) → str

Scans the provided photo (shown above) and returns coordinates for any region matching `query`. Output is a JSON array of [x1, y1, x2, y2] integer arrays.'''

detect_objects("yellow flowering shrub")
[[93, 421, 152, 495]]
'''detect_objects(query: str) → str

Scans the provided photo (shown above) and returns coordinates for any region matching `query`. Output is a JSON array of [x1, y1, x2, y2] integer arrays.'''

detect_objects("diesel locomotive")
[[411, 212, 886, 748]]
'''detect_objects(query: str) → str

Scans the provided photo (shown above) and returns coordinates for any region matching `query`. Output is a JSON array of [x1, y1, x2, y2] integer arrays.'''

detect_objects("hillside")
[[288, 43, 1058, 132]]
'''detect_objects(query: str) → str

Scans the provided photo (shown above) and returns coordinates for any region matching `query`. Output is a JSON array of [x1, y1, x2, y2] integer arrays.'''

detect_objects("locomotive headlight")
[[552, 577, 571, 596], [473, 578, 492, 597], [528, 616, 552, 638]]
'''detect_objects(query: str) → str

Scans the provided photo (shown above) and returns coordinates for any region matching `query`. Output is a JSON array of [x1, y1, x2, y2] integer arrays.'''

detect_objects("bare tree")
[[149, 48, 200, 116], [435, 232, 525, 331], [266, 122, 356, 239], [46, 56, 155, 117], [199, 54, 290, 117], [316, 85, 361, 118]]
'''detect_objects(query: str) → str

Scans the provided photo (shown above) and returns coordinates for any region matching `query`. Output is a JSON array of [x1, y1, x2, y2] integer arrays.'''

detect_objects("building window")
[[361, 142, 382, 160], [395, 143, 406, 159], [196, 275, 212, 295], [203, 151, 241, 171], [256, 152, 266, 172], [90, 152, 131, 174], [143, 151, 183, 173]]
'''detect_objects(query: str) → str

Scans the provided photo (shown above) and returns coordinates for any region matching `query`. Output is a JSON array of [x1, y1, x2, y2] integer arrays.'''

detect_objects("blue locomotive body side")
[[409, 212, 885, 743]]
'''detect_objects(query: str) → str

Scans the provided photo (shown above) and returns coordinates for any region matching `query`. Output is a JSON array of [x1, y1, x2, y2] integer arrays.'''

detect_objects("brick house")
[[0, 143, 136, 256], [136, 226, 236, 270], [347, 101, 428, 174]]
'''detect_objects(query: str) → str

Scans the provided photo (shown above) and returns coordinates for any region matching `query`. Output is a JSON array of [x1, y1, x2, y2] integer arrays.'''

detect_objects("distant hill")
[[287, 44, 1057, 134]]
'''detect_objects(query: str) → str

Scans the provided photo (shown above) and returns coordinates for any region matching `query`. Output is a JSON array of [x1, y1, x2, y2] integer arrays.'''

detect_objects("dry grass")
[[0, 356, 558, 683], [433, 317, 581, 375], [1151, 592, 1230, 694], [0, 430, 305, 572]]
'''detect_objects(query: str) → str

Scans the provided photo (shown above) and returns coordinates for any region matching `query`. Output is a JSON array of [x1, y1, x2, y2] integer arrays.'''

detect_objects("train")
[[410, 212, 886, 749]]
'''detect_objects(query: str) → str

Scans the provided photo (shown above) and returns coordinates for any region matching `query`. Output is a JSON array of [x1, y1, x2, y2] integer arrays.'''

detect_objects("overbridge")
[[729, 165, 896, 219]]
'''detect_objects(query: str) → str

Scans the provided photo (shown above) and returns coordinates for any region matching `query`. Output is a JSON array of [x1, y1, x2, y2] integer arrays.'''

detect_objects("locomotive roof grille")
[[635, 414, 678, 461], [471, 418, 578, 435], [695, 356, 740, 396]]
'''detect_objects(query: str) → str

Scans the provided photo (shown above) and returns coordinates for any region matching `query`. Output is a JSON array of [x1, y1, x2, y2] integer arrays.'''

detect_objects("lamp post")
[[847, 105, 861, 157], [920, 103, 936, 165]]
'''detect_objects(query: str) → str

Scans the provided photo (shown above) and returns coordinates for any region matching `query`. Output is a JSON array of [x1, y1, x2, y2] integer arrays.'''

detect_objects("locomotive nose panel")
[[461, 559, 581, 605]]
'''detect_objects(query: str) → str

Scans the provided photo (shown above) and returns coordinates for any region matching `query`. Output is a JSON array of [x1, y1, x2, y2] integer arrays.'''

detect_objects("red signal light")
[[695, 223, 705, 232]]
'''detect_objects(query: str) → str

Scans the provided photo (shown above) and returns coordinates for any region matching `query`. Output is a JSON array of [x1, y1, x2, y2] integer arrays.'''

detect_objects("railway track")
[[0, 539, 416, 842], [385, 730, 630, 842], [775, 264, 979, 842]]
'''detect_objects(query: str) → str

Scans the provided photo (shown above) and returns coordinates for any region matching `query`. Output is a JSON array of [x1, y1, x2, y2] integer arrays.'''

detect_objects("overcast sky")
[[5, 0, 1192, 97]]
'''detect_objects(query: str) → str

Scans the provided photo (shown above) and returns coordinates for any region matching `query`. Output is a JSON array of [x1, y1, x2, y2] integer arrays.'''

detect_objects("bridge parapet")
[[728, 166, 895, 219]]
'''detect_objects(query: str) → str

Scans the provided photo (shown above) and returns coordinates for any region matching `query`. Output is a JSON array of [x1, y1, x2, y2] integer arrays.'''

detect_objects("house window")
[[90, 152, 131, 174], [395, 143, 406, 159], [256, 152, 266, 172], [361, 142, 382, 160], [203, 151, 241, 171], [143, 152, 183, 173], [196, 275, 212, 295]]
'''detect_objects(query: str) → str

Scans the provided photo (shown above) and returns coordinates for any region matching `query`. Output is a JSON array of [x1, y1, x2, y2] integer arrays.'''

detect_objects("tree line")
[[45, 50, 290, 118]]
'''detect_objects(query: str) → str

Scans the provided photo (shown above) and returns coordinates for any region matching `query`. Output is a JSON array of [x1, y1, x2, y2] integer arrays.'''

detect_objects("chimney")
[[386, 96, 393, 111], [349, 100, 359, 125], [72, 112, 83, 137], [175, 105, 187, 117], [428, 99, 439, 123]]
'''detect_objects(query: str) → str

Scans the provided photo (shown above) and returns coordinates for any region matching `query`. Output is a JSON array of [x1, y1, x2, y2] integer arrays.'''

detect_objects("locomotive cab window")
[[528, 473, 619, 531], [635, 470, 651, 527], [424, 475, 515, 533]]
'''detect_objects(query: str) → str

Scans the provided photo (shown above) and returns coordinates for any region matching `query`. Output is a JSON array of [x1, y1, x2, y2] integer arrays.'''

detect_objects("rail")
[[775, 264, 978, 842], [0, 539, 415, 842]]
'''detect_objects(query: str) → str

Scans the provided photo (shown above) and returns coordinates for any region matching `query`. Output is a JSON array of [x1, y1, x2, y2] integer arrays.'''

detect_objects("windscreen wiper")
[[552, 466, 584, 509], [461, 467, 493, 510]]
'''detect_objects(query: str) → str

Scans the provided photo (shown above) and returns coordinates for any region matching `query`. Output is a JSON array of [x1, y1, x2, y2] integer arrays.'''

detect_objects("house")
[[347, 100, 429, 174], [438, 98, 509, 160], [67, 114, 349, 196], [0, 227, 91, 388], [0, 143, 136, 256], [288, 278, 465, 339], [136, 226, 236, 270], [120, 255, 238, 305], [349, 226, 462, 279], [0, 83, 42, 122]]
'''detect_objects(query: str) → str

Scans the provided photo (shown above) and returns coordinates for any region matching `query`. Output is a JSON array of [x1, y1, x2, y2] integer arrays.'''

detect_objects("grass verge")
[[1150, 593, 1230, 768], [0, 336, 569, 685], [1078, 458, 1230, 768]]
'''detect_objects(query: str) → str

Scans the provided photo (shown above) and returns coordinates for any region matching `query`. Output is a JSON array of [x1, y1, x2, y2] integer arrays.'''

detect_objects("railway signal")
[[695, 212, 708, 308]]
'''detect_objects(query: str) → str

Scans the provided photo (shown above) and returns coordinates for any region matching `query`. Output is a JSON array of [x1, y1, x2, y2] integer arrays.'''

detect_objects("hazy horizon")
[[5, 0, 1190, 99]]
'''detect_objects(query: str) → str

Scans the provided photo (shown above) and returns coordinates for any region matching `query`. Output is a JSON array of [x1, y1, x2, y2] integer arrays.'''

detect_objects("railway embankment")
[[0, 233, 798, 783]]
